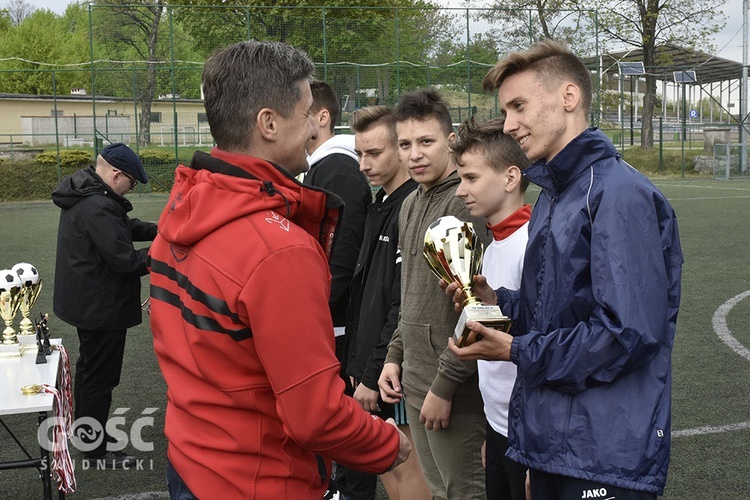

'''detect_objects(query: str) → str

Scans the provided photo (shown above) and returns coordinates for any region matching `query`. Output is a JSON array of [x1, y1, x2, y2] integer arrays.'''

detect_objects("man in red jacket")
[[148, 40, 410, 500]]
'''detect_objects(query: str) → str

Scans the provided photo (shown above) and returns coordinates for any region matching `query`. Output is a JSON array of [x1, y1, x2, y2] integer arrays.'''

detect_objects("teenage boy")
[[447, 39, 683, 499], [304, 80, 371, 365], [378, 88, 490, 500], [451, 116, 531, 500], [344, 105, 431, 500]]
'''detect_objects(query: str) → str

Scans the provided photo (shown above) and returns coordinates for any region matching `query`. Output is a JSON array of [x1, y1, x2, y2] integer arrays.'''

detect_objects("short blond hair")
[[349, 105, 397, 142], [483, 39, 592, 115]]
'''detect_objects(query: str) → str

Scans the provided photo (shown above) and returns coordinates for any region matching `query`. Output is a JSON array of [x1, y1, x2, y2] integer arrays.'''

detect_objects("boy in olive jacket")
[[378, 89, 490, 500]]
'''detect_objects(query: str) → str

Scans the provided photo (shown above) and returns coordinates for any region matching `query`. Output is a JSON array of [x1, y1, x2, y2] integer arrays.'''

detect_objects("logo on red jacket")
[[265, 211, 290, 232]]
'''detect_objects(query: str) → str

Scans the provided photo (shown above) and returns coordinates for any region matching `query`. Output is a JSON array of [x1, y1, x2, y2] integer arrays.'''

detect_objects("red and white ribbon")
[[55, 345, 73, 436], [39, 344, 76, 493]]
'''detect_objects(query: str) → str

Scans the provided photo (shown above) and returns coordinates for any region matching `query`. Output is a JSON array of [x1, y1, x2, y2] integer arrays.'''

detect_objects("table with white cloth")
[[0, 339, 63, 500]]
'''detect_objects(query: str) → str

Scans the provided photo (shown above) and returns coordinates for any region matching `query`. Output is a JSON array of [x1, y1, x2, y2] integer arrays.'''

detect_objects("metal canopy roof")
[[584, 44, 744, 84]]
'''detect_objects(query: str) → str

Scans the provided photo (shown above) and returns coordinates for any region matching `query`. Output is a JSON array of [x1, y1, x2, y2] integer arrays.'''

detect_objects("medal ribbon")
[[40, 344, 76, 493]]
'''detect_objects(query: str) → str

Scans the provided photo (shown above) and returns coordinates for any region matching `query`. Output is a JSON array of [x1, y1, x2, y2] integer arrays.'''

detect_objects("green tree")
[[430, 32, 503, 92], [0, 8, 89, 94], [594, 0, 725, 147], [473, 1, 598, 57], [0, 8, 13, 34], [90, 0, 167, 146], [89, 1, 202, 145], [170, 0, 457, 105], [698, 96, 723, 117]]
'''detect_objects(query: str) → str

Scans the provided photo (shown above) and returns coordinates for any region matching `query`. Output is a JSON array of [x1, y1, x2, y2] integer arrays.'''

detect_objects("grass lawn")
[[1, 175, 749, 499]]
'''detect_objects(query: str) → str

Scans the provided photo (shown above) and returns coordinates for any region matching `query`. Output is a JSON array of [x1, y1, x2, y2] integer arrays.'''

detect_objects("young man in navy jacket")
[[447, 39, 683, 500]]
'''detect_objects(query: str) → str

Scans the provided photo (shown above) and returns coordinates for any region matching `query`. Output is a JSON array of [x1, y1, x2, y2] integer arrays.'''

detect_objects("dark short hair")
[[349, 105, 397, 143], [482, 39, 592, 116], [453, 116, 530, 192], [310, 80, 340, 134], [201, 41, 315, 152], [393, 88, 454, 137]]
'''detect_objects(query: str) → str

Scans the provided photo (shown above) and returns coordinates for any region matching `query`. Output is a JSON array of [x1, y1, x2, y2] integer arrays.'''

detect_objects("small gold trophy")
[[0, 268, 23, 351], [12, 262, 42, 343], [423, 216, 511, 347]]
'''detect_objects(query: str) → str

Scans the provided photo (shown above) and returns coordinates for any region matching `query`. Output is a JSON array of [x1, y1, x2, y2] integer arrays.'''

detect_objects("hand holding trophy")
[[423, 216, 511, 347]]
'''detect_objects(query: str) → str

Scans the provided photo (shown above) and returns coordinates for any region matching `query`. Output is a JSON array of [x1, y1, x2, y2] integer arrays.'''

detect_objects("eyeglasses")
[[115, 169, 138, 189]]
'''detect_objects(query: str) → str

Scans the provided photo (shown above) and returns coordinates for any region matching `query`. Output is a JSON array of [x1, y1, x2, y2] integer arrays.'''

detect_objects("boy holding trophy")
[[452, 116, 531, 500], [447, 40, 682, 499]]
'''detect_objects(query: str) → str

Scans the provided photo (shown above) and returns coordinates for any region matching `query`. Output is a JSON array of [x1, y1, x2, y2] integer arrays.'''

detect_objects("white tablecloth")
[[0, 339, 61, 416]]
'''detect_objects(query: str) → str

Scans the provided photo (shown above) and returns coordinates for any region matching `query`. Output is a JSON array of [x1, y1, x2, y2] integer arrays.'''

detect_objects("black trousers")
[[485, 424, 527, 500], [329, 335, 383, 500], [529, 469, 658, 500], [331, 377, 395, 500], [74, 328, 127, 458]]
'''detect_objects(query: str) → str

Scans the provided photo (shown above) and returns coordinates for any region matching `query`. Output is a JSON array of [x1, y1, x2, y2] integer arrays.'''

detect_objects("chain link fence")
[[1, 4, 747, 188]]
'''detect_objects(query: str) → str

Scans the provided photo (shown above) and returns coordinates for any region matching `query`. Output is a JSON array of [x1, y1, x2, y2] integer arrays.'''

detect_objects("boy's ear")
[[505, 165, 522, 191], [316, 108, 330, 128]]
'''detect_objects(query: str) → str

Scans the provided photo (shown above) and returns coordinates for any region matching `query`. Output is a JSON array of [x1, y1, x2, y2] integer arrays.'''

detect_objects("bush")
[[35, 149, 92, 169], [133, 150, 177, 194], [0, 160, 79, 202], [139, 149, 175, 164], [0, 144, 702, 202], [620, 147, 701, 177]]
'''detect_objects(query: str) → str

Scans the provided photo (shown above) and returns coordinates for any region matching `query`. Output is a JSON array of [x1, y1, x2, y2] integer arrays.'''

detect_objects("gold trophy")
[[13, 262, 42, 343], [423, 216, 511, 347], [0, 268, 23, 353]]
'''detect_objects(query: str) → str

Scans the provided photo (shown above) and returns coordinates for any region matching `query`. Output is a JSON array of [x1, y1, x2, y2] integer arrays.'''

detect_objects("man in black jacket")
[[52, 142, 157, 468]]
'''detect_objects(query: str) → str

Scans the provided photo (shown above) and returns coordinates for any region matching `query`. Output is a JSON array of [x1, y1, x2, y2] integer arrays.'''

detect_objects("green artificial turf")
[[1, 177, 749, 499]]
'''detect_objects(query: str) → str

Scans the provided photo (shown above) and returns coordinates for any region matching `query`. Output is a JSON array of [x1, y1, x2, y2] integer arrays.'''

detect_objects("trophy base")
[[17, 333, 37, 346], [0, 342, 21, 357], [454, 304, 512, 348]]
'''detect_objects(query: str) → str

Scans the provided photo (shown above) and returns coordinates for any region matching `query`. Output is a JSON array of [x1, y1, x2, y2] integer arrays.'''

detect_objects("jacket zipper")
[[532, 194, 556, 329]]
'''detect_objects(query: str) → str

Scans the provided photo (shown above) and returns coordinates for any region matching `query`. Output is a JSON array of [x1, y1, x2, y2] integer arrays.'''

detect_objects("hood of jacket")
[[158, 148, 343, 258], [52, 166, 133, 212], [414, 168, 461, 199], [524, 128, 618, 195], [307, 134, 358, 167]]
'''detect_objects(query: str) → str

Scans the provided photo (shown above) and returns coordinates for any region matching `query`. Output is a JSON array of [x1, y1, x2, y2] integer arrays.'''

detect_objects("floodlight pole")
[[742, 0, 748, 172]]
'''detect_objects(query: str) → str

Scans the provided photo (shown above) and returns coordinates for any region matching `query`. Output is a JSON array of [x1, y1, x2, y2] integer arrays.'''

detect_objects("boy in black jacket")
[[343, 106, 430, 500]]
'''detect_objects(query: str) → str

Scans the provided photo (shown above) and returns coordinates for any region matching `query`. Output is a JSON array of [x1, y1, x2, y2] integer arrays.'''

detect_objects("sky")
[[14, 0, 749, 63]]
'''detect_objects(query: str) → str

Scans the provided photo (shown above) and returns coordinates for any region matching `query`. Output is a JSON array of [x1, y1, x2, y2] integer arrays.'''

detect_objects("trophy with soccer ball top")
[[423, 216, 511, 347], [0, 268, 23, 354], [13, 262, 43, 344]]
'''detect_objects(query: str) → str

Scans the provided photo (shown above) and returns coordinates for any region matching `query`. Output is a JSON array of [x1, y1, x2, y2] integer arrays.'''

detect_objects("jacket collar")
[[374, 178, 418, 205], [306, 134, 358, 168], [524, 128, 619, 195], [414, 170, 460, 199]]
